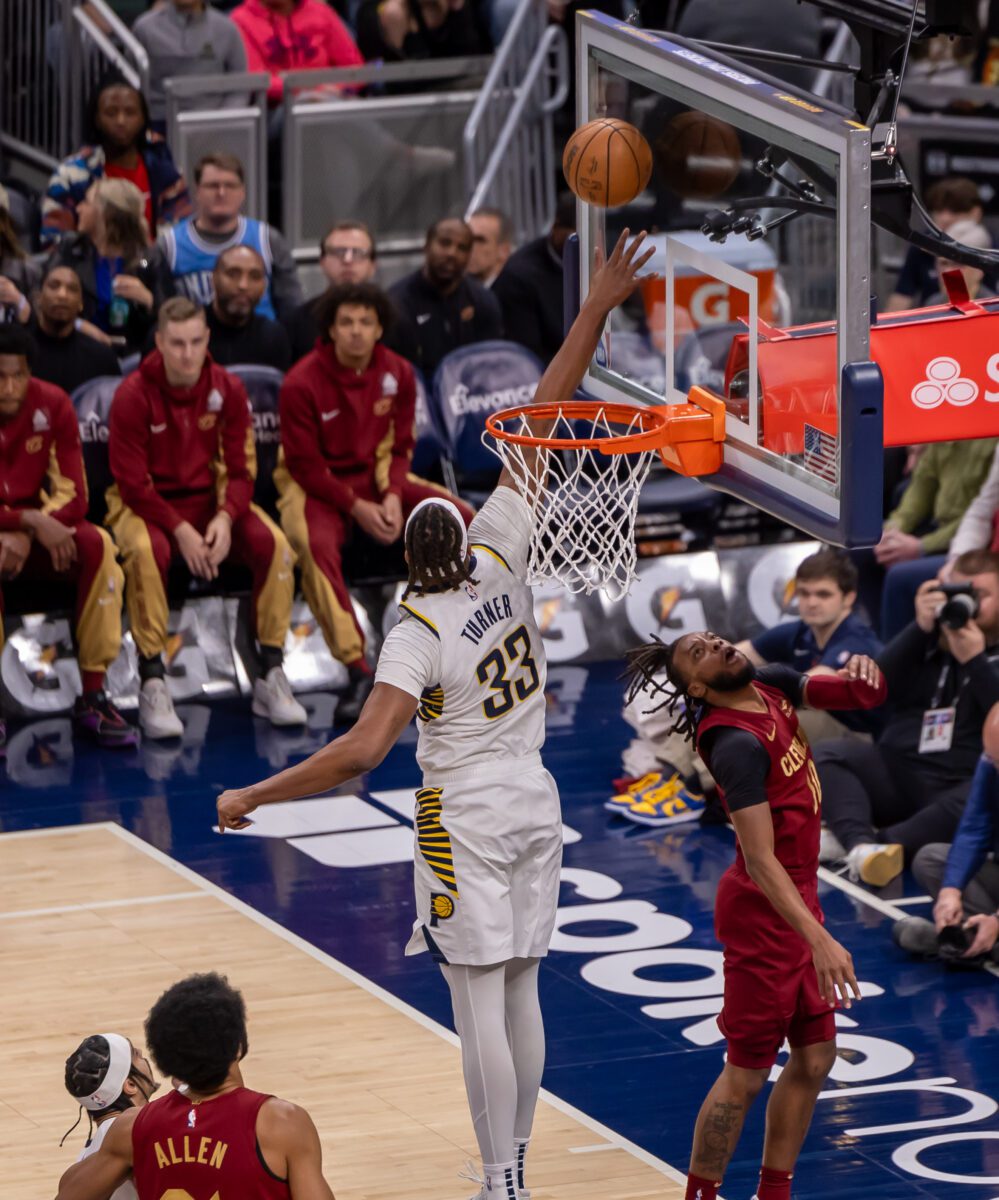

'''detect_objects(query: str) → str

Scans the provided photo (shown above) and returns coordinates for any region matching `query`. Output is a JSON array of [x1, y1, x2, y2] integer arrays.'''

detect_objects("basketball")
[[562, 118, 653, 208], [653, 111, 742, 199]]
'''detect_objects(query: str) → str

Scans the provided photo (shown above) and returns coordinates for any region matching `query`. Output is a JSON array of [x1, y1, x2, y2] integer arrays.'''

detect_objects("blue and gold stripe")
[[470, 542, 510, 571], [415, 786, 457, 895], [418, 685, 444, 723], [400, 602, 440, 639]]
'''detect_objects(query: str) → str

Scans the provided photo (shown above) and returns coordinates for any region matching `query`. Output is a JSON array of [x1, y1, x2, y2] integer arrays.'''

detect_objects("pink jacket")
[[231, 0, 364, 103]]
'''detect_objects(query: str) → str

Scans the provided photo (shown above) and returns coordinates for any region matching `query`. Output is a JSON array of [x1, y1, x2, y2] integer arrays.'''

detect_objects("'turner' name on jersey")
[[459, 593, 514, 645]]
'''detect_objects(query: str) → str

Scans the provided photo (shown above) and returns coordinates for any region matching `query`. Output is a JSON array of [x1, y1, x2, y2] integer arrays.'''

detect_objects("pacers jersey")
[[375, 488, 545, 778], [77, 1117, 137, 1200], [160, 216, 277, 319], [131, 1086, 289, 1200]]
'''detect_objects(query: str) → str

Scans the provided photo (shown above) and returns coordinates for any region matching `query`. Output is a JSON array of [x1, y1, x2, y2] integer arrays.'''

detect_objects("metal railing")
[[0, 0, 147, 171], [463, 0, 569, 242]]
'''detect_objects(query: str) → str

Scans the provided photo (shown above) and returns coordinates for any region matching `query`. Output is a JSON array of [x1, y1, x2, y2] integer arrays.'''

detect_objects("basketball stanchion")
[[483, 393, 725, 600]]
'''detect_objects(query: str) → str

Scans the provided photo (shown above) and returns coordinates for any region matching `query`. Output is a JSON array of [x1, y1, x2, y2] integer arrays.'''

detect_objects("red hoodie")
[[231, 0, 364, 103], [108, 351, 255, 532]]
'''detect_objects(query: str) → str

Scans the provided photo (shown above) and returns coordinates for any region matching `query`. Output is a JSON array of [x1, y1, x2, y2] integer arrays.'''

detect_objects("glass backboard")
[[572, 12, 884, 546]]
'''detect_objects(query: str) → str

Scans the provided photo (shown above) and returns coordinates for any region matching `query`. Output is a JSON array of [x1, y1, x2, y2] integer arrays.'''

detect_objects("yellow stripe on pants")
[[77, 527, 125, 673], [249, 503, 296, 650], [105, 488, 170, 661]]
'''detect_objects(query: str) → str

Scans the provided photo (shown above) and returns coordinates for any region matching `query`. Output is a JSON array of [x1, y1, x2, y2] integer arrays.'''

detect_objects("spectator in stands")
[[230, 0, 363, 107], [493, 192, 576, 365], [893, 703, 999, 966], [356, 0, 491, 63], [389, 217, 502, 378], [160, 153, 302, 323], [0, 324, 136, 751], [941, 444, 999, 578], [0, 185, 40, 325], [852, 436, 998, 639], [50, 178, 173, 355], [276, 281, 474, 721], [27, 266, 121, 395], [467, 207, 513, 287], [133, 0, 250, 129], [886, 178, 988, 312], [815, 551, 999, 888], [612, 548, 883, 828], [924, 218, 995, 304], [286, 221, 419, 362], [41, 71, 191, 248], [107, 297, 306, 739], [206, 245, 291, 370]]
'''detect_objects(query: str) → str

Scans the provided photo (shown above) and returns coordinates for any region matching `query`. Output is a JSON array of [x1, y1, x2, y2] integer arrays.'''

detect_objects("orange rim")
[[484, 401, 672, 455]]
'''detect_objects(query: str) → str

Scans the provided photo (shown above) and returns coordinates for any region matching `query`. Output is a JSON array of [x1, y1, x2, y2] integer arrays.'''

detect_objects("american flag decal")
[[803, 423, 838, 484]]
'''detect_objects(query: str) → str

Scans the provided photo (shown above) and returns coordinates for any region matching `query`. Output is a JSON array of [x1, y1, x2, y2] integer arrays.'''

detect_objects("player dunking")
[[623, 633, 886, 1200], [216, 229, 655, 1200]]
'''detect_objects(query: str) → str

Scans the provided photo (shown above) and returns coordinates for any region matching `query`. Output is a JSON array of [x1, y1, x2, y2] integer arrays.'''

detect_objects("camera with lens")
[[936, 923, 975, 962], [937, 584, 980, 630]]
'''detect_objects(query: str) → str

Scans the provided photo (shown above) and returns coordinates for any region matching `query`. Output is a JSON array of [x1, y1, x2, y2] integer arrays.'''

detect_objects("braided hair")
[[621, 634, 704, 744], [402, 503, 477, 600], [62, 1035, 133, 1146]]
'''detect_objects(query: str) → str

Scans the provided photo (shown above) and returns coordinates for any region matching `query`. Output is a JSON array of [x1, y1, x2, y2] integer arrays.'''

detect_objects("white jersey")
[[375, 487, 545, 779], [76, 1115, 138, 1200]]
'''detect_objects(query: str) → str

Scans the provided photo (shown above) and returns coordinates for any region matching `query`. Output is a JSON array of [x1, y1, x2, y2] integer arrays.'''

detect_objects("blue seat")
[[605, 329, 665, 395], [227, 363, 284, 518], [71, 375, 123, 526], [430, 340, 544, 502], [411, 369, 444, 479]]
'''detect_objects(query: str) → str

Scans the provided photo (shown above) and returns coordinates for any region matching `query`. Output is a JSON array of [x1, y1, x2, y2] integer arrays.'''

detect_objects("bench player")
[[216, 229, 655, 1200], [623, 633, 885, 1200]]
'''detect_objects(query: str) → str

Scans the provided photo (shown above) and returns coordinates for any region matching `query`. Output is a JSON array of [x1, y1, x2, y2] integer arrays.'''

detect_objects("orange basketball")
[[653, 111, 742, 200], [562, 118, 653, 208]]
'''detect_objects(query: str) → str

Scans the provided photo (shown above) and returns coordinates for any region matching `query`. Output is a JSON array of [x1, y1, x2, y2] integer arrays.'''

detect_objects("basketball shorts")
[[405, 758, 563, 966], [715, 870, 836, 1070]]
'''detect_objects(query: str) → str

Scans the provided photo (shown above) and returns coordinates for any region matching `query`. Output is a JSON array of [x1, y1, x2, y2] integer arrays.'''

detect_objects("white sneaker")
[[139, 678, 183, 740], [459, 1162, 523, 1200], [252, 667, 307, 727], [819, 825, 846, 863], [844, 842, 903, 887]]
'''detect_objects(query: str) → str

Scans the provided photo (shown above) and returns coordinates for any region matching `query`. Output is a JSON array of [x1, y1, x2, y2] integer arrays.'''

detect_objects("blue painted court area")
[[3, 662, 998, 1199]]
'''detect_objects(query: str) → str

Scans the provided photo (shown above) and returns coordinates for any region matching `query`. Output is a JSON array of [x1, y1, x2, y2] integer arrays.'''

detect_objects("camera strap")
[[921, 661, 965, 754]]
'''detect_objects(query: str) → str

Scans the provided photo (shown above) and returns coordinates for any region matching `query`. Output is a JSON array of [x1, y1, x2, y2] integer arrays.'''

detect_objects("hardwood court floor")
[[0, 823, 684, 1200]]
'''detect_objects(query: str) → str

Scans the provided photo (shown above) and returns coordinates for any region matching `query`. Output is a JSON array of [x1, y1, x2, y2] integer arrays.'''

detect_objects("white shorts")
[[405, 761, 563, 966]]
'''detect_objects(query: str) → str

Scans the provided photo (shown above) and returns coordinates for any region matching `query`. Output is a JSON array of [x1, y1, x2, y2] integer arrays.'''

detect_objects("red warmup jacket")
[[0, 378, 88, 530], [279, 341, 416, 513], [108, 350, 255, 532]]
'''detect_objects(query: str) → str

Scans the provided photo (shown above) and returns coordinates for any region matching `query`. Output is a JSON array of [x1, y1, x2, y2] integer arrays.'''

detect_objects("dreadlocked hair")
[[61, 1035, 134, 1146], [621, 635, 704, 744], [402, 504, 477, 600]]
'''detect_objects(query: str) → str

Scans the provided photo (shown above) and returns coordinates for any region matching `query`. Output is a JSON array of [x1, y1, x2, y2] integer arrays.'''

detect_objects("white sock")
[[514, 1138, 529, 1192], [483, 1160, 517, 1198]]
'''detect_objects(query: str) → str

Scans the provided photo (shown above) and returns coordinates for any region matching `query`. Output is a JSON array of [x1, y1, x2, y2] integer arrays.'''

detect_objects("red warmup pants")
[[0, 521, 124, 675], [278, 474, 474, 664], [106, 490, 295, 661]]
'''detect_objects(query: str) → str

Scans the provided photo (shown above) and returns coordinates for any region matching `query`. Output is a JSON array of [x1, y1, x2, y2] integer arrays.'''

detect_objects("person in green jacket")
[[855, 437, 999, 639]]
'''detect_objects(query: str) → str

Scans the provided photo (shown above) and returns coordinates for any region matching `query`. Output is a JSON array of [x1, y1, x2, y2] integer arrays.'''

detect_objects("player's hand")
[[204, 512, 233, 568], [0, 530, 32, 578], [587, 229, 657, 314], [962, 912, 999, 958], [217, 787, 257, 832], [173, 521, 216, 580], [914, 578, 946, 634], [352, 497, 396, 545], [933, 886, 964, 931], [21, 511, 77, 572], [812, 931, 861, 1009], [942, 619, 987, 664], [874, 528, 923, 566], [380, 492, 403, 541], [837, 654, 881, 689]]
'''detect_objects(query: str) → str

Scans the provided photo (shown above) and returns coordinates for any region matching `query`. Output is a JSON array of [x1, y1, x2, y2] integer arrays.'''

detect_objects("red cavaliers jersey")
[[131, 1086, 289, 1200], [696, 681, 822, 879]]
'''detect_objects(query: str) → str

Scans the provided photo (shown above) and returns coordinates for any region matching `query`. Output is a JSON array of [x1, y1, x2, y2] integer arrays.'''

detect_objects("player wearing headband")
[[60, 1032, 159, 1200], [216, 230, 655, 1200]]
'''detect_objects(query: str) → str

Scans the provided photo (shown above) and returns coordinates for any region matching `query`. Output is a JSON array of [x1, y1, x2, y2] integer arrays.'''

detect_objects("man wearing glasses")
[[286, 220, 419, 363], [159, 152, 303, 322]]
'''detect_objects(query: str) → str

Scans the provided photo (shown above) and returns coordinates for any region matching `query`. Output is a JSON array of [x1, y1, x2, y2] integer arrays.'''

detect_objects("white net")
[[482, 405, 661, 601]]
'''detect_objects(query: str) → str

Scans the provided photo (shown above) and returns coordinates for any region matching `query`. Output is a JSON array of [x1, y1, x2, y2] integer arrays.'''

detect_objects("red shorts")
[[715, 869, 835, 1070]]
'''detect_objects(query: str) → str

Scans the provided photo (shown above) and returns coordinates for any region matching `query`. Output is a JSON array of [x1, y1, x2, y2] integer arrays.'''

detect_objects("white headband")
[[405, 497, 469, 560], [80, 1033, 132, 1112]]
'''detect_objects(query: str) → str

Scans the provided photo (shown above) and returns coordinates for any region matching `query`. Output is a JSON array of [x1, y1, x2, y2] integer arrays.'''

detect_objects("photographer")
[[814, 550, 999, 887], [893, 703, 999, 967]]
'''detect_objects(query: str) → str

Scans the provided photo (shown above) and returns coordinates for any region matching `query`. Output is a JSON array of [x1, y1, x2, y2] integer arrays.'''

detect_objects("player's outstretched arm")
[[803, 654, 886, 711], [55, 1106, 137, 1200], [217, 683, 418, 831], [497, 228, 655, 493], [729, 803, 861, 1010]]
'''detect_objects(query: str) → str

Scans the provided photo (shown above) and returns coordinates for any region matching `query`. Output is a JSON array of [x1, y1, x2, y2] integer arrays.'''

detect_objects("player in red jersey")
[[56, 973, 335, 1200], [623, 632, 886, 1200]]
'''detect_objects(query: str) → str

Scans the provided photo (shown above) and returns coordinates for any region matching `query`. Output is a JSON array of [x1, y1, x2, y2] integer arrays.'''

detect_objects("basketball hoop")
[[482, 394, 725, 600]]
